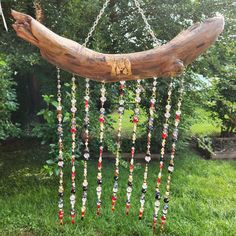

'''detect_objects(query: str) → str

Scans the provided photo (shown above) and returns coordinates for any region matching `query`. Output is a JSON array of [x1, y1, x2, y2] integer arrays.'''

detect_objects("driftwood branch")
[[11, 10, 224, 82]]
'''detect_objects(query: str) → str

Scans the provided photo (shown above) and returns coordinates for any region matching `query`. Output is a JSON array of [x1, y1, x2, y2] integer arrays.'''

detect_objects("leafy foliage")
[[0, 0, 235, 142], [0, 57, 20, 140]]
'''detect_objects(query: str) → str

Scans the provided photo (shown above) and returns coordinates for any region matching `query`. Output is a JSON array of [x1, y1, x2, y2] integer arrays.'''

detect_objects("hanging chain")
[[81, 0, 110, 219], [138, 77, 157, 220], [111, 81, 126, 212], [153, 79, 173, 230], [83, 0, 111, 47], [81, 78, 90, 219], [133, 0, 161, 46], [57, 67, 64, 225], [125, 79, 142, 215], [70, 75, 77, 224], [96, 83, 107, 215], [160, 78, 185, 232]]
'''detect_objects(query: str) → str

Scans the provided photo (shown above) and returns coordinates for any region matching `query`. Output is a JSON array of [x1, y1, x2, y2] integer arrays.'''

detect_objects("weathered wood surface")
[[12, 10, 224, 82]]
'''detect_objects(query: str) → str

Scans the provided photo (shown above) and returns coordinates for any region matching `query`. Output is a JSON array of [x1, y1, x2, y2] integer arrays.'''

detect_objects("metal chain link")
[[83, 0, 111, 47], [133, 0, 161, 46]]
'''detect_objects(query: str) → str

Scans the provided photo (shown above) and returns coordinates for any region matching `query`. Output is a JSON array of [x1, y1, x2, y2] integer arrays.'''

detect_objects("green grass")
[[190, 108, 221, 136], [111, 109, 147, 138], [0, 141, 236, 236]]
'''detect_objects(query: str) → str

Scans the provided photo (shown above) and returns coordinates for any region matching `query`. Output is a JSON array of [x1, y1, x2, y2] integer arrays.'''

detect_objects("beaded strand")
[[56, 68, 64, 224], [125, 79, 142, 215], [138, 77, 157, 219], [111, 81, 126, 212], [96, 83, 106, 215], [70, 75, 77, 224], [160, 78, 184, 232], [81, 78, 90, 219], [153, 79, 173, 230]]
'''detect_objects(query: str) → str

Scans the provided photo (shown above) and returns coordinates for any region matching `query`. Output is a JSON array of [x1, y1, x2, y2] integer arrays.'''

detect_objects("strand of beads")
[[153, 79, 173, 230], [125, 79, 142, 215], [96, 82, 106, 215], [70, 75, 77, 224], [56, 68, 64, 224], [81, 78, 90, 220], [112, 81, 126, 212], [160, 78, 184, 232], [138, 77, 157, 220]]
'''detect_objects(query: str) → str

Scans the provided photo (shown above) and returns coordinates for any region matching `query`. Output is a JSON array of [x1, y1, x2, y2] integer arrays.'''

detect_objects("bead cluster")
[[138, 77, 157, 219], [153, 79, 173, 230], [70, 75, 77, 224], [160, 79, 184, 232], [96, 83, 106, 215], [125, 80, 142, 215], [112, 81, 126, 211], [57, 68, 64, 224], [81, 79, 90, 219]]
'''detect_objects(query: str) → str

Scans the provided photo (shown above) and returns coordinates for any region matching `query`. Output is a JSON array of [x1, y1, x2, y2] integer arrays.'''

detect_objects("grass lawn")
[[0, 140, 236, 236], [190, 108, 221, 136], [111, 109, 147, 138]]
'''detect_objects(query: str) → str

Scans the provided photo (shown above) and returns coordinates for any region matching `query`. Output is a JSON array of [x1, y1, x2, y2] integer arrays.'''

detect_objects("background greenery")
[[0, 0, 235, 235]]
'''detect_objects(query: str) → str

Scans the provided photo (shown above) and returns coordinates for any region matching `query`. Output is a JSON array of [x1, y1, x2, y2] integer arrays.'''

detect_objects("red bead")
[[59, 210, 64, 219], [130, 165, 134, 171], [139, 211, 143, 218], [98, 162, 102, 168], [81, 210, 85, 218], [120, 84, 125, 90], [162, 133, 168, 139], [97, 203, 101, 209], [72, 172, 75, 177], [70, 128, 76, 133], [133, 116, 139, 123], [131, 147, 135, 155], [99, 117, 105, 123], [160, 162, 164, 169], [161, 215, 166, 221], [176, 114, 181, 120], [112, 196, 117, 201], [157, 177, 161, 184]]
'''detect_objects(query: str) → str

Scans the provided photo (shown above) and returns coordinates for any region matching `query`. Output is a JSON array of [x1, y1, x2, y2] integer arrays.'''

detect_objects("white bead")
[[127, 187, 132, 193], [70, 194, 76, 201], [165, 112, 170, 118], [100, 97, 107, 102]]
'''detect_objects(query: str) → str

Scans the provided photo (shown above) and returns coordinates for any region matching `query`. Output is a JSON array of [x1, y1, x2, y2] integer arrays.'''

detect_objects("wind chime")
[[11, 0, 224, 232]]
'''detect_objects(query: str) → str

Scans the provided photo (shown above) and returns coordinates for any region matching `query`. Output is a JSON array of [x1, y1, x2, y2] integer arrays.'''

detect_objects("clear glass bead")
[[70, 194, 76, 201], [71, 107, 77, 113], [165, 112, 170, 118], [100, 97, 107, 102], [145, 155, 151, 162]]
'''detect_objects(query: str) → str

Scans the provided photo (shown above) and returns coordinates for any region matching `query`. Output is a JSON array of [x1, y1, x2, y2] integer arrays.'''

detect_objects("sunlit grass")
[[190, 108, 221, 136], [111, 109, 147, 138], [0, 142, 236, 236]]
